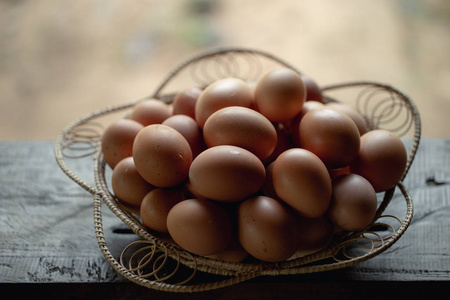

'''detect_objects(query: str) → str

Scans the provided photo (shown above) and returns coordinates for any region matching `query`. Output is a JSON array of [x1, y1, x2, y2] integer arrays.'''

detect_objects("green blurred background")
[[1, 0, 449, 140]]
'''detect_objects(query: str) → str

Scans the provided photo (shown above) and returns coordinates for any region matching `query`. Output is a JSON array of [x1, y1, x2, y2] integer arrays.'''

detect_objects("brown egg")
[[129, 99, 172, 126], [272, 148, 332, 218], [289, 100, 324, 147], [188, 145, 265, 202], [296, 215, 334, 254], [140, 187, 185, 234], [299, 107, 361, 169], [254, 68, 306, 122], [301, 74, 323, 103], [350, 129, 407, 192], [327, 174, 378, 231], [207, 236, 249, 262], [328, 166, 351, 180], [166, 198, 234, 256], [262, 123, 292, 165], [262, 162, 279, 200], [195, 78, 254, 128], [238, 196, 300, 262], [101, 118, 144, 169], [133, 124, 192, 187], [162, 114, 206, 158], [111, 157, 155, 207], [325, 102, 370, 135], [172, 87, 202, 119], [203, 106, 277, 160]]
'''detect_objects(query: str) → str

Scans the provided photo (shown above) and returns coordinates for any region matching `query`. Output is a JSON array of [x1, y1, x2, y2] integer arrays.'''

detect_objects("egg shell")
[[188, 145, 266, 202], [140, 187, 185, 234], [299, 107, 361, 169], [111, 157, 155, 207], [129, 99, 172, 126], [296, 215, 334, 254], [289, 100, 324, 148], [132, 124, 193, 187], [301, 74, 323, 103], [325, 102, 370, 135], [195, 78, 254, 128], [262, 122, 292, 165], [172, 87, 202, 119], [272, 148, 332, 218], [238, 196, 300, 262], [254, 68, 306, 122], [162, 114, 206, 158], [101, 118, 144, 169], [350, 129, 407, 192], [206, 236, 249, 263], [327, 174, 378, 231], [203, 106, 277, 160], [166, 198, 234, 256]]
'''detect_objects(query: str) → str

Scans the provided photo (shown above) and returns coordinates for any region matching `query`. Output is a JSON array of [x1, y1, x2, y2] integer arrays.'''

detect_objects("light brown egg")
[[207, 236, 249, 263], [166, 198, 234, 256], [301, 73, 323, 103], [327, 174, 378, 231], [111, 156, 155, 207], [262, 122, 292, 165], [272, 148, 332, 218], [162, 114, 206, 158], [350, 129, 407, 192], [289, 100, 324, 148], [101, 118, 144, 169], [129, 99, 172, 126], [325, 102, 370, 135], [238, 196, 300, 262], [172, 87, 202, 119], [132, 124, 192, 187], [140, 187, 185, 234], [254, 68, 306, 122], [188, 145, 265, 202], [203, 106, 277, 160], [299, 107, 361, 169], [195, 78, 254, 128]]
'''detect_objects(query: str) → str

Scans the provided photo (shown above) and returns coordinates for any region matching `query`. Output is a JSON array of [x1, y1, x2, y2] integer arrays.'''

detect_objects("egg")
[[350, 129, 407, 192], [140, 187, 185, 234], [207, 236, 249, 262], [101, 118, 144, 168], [327, 174, 378, 231], [195, 78, 254, 128], [299, 107, 361, 169], [111, 156, 155, 208], [238, 196, 300, 262], [166, 198, 234, 256], [188, 145, 265, 202], [254, 68, 306, 122], [325, 102, 370, 135], [289, 100, 324, 147], [301, 74, 323, 102], [132, 124, 193, 187], [272, 148, 332, 218], [296, 215, 334, 254], [162, 114, 206, 158], [129, 99, 172, 126], [262, 123, 292, 165], [172, 87, 202, 119], [203, 106, 277, 160]]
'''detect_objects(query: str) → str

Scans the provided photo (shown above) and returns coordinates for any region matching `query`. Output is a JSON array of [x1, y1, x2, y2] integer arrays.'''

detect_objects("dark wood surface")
[[1, 139, 449, 299]]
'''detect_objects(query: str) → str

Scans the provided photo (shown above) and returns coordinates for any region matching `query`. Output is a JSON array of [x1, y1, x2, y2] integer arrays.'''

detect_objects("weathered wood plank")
[[1, 139, 449, 287]]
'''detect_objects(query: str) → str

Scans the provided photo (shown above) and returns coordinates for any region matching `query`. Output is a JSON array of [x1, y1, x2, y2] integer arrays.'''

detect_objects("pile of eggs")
[[101, 68, 407, 263]]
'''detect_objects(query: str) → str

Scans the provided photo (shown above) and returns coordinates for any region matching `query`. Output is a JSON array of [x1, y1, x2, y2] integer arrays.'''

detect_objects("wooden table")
[[1, 139, 449, 299]]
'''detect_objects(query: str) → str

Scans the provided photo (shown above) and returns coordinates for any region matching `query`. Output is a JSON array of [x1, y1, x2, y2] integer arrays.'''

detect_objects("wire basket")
[[54, 47, 421, 292]]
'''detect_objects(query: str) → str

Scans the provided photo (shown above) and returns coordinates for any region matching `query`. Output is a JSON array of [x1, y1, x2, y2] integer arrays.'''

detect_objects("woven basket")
[[54, 47, 421, 292]]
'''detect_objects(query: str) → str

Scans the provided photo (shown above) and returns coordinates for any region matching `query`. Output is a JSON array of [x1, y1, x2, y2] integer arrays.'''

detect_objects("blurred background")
[[1, 0, 449, 140]]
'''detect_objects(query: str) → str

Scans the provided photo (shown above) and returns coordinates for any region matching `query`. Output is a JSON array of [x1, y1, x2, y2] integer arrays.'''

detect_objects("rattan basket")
[[54, 47, 421, 292]]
